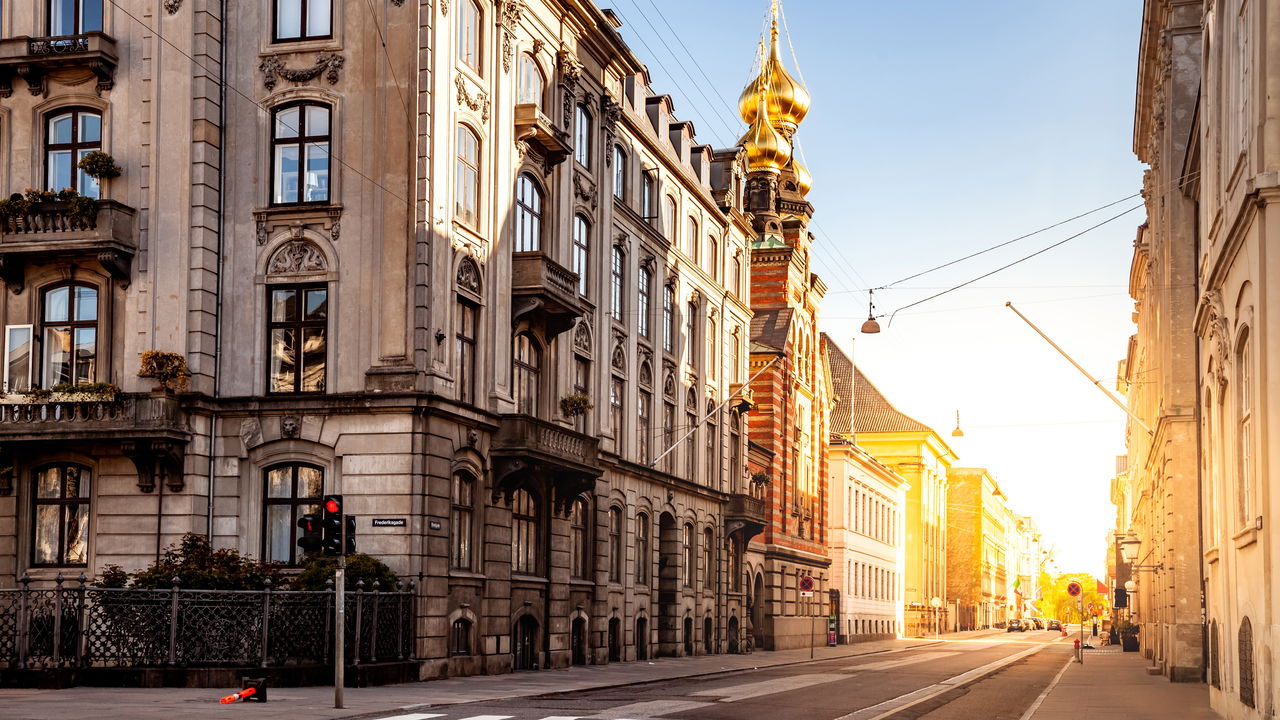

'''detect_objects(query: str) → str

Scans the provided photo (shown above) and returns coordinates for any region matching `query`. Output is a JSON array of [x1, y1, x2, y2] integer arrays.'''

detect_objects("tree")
[[1035, 572, 1108, 622]]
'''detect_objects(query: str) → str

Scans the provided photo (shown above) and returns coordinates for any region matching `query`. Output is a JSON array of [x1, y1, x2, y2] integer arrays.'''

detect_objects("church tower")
[[738, 0, 834, 651]]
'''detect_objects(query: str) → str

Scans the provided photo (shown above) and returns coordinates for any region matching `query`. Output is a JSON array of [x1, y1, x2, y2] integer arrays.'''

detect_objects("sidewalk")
[[1026, 644, 1219, 719], [1, 629, 1006, 720]]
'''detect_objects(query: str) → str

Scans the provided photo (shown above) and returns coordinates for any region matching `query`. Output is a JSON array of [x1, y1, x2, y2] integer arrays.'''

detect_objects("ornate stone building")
[[0, 0, 767, 678]]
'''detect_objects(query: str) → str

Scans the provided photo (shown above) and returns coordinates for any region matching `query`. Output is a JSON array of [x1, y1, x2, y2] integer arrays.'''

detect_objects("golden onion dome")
[[788, 155, 812, 196], [737, 20, 810, 132], [738, 104, 792, 174]]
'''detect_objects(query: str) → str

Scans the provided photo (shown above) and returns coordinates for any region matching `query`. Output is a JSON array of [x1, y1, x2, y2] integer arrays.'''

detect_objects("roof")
[[821, 334, 854, 435], [749, 308, 794, 352], [853, 366, 936, 435]]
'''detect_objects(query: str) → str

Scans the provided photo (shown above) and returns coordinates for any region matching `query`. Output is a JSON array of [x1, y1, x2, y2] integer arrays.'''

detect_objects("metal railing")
[[0, 574, 415, 670]]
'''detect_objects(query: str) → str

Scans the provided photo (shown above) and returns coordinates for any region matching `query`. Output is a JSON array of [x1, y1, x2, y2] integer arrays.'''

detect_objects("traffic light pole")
[[334, 537, 346, 708]]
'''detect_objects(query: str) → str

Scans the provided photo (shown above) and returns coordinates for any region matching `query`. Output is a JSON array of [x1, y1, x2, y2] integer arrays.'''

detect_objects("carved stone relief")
[[601, 95, 622, 163], [457, 256, 482, 294], [164, 0, 182, 13], [573, 320, 593, 356], [267, 240, 327, 275], [611, 344, 627, 372], [455, 73, 491, 122], [573, 173, 597, 210], [260, 53, 345, 91], [498, 0, 526, 73]]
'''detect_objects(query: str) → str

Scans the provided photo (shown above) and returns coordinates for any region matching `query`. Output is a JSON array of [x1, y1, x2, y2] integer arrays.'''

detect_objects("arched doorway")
[[728, 616, 740, 654], [683, 616, 694, 656], [751, 572, 766, 649], [608, 617, 621, 662], [571, 617, 587, 666], [657, 513, 679, 656], [513, 615, 539, 671], [635, 617, 648, 660], [703, 616, 714, 654]]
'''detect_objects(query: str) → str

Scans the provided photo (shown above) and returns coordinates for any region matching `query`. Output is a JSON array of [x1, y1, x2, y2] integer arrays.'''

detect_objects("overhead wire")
[[363, 0, 414, 127]]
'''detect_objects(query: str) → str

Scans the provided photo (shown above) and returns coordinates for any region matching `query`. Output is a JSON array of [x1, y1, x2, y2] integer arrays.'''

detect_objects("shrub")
[[78, 151, 122, 179], [294, 554, 400, 591], [49, 381, 120, 398], [559, 393, 594, 418], [0, 194, 31, 219], [138, 350, 191, 391], [127, 533, 284, 590], [65, 194, 98, 225]]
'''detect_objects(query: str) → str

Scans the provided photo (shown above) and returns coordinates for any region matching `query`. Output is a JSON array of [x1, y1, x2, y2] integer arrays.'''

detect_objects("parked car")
[[1047, 619, 1062, 631], [1030, 618, 1045, 630], [1007, 619, 1024, 632]]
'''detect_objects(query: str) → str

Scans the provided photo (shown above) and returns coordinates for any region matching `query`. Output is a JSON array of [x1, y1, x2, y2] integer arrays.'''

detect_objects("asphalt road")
[[371, 631, 1072, 720]]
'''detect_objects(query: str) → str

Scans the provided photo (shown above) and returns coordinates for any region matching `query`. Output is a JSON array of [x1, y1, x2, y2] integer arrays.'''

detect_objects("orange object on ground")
[[219, 687, 257, 704]]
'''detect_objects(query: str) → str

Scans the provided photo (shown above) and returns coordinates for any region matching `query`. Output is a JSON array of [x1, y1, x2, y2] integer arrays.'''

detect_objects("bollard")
[[219, 677, 268, 704]]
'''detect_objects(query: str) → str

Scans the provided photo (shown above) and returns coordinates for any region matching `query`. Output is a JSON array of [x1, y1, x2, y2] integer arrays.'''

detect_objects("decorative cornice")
[[259, 53, 345, 91]]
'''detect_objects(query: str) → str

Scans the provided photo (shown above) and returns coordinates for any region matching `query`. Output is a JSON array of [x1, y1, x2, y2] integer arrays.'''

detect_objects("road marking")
[[586, 700, 714, 718], [379, 715, 446, 720], [691, 672, 847, 702], [1017, 654, 1072, 720], [833, 642, 1050, 720], [845, 650, 959, 671], [455, 716, 515, 720]]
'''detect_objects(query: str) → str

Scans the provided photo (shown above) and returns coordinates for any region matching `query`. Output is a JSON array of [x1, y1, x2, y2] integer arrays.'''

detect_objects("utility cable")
[[363, 0, 414, 127]]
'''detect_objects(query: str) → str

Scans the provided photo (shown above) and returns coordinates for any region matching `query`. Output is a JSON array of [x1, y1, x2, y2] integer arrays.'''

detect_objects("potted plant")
[[78, 151, 122, 180], [138, 350, 191, 392], [0, 193, 32, 222], [559, 392, 594, 418], [65, 193, 98, 227], [1115, 619, 1140, 652]]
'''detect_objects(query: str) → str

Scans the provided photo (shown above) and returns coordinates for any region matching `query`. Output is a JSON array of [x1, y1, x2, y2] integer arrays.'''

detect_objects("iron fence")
[[0, 574, 415, 670]]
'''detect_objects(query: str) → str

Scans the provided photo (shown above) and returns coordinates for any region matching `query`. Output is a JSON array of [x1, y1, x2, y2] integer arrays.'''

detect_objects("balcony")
[[514, 103, 570, 169], [0, 33, 118, 97], [491, 414, 601, 511], [0, 393, 189, 493], [0, 200, 136, 291], [726, 492, 766, 543], [511, 251, 588, 338]]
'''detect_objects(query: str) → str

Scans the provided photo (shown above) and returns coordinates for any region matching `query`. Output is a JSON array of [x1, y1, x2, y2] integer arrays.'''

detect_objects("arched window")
[[729, 412, 742, 487], [686, 217, 699, 262], [637, 264, 652, 338], [32, 464, 91, 567], [637, 388, 652, 463], [49, 0, 103, 36], [514, 173, 543, 252], [40, 283, 98, 387], [511, 488, 539, 575], [682, 522, 694, 586], [642, 171, 657, 222], [662, 284, 675, 352], [610, 244, 625, 322], [274, 0, 331, 42], [706, 318, 717, 380], [705, 236, 718, 279], [573, 215, 590, 296], [635, 513, 650, 585], [574, 104, 592, 168], [45, 108, 102, 198], [455, 126, 480, 227], [610, 375, 625, 440], [451, 618, 472, 656], [608, 506, 623, 582], [451, 473, 474, 569], [458, 0, 482, 73], [271, 103, 331, 205], [613, 146, 627, 199], [686, 301, 698, 364], [1236, 330, 1253, 525], [570, 496, 590, 579], [703, 527, 714, 586], [455, 296, 478, 404], [731, 255, 742, 298], [517, 54, 545, 108], [513, 333, 541, 416], [664, 197, 678, 244], [263, 463, 323, 565], [706, 399, 718, 484], [267, 283, 328, 393]]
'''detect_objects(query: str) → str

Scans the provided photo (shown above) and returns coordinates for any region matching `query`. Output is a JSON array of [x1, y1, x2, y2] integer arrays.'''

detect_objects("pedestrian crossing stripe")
[[379, 715, 446, 720]]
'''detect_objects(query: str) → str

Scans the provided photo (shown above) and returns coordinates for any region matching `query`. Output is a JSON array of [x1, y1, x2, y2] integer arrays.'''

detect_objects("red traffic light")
[[324, 497, 342, 514]]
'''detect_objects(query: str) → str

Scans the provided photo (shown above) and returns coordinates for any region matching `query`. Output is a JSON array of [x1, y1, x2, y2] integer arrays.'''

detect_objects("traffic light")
[[1114, 587, 1128, 609], [321, 494, 344, 556], [296, 512, 322, 554], [343, 514, 357, 555]]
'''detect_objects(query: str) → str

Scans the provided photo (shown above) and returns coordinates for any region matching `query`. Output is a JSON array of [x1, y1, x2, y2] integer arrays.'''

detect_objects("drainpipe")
[[205, 0, 227, 540], [1192, 201, 1207, 684]]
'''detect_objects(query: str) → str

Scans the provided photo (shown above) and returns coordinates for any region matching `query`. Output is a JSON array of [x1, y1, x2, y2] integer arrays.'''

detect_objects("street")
[[367, 632, 1069, 720]]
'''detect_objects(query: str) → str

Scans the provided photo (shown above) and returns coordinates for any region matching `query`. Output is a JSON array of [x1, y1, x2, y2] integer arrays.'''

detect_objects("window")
[[707, 319, 717, 380], [514, 173, 542, 252], [49, 0, 103, 35], [570, 497, 589, 579], [573, 215, 590, 296], [706, 236, 718, 279], [451, 473, 474, 570], [4, 325, 33, 393], [662, 284, 675, 352], [635, 513, 650, 584], [686, 217, 699, 262], [268, 283, 328, 393], [517, 54, 544, 108], [263, 463, 323, 565], [513, 333, 541, 416], [682, 523, 694, 586], [613, 147, 627, 199], [456, 299, 478, 404], [451, 618, 472, 655], [685, 404, 697, 478], [664, 197, 678, 244], [574, 104, 592, 168], [609, 507, 623, 582], [728, 329, 740, 383], [731, 255, 742, 298], [610, 376, 624, 438], [274, 0, 330, 42], [638, 265, 652, 338], [703, 528, 714, 586], [271, 103, 330, 205], [662, 401, 675, 472], [40, 283, 97, 388], [573, 355, 590, 434], [45, 109, 101, 198], [642, 171, 656, 221], [455, 126, 480, 227], [706, 401, 718, 484], [638, 390, 652, 463], [458, 0, 482, 73], [729, 535, 742, 591], [1236, 331, 1253, 524], [32, 464, 90, 567], [685, 301, 698, 365], [511, 489, 539, 575], [729, 414, 742, 486], [610, 245, 625, 322]]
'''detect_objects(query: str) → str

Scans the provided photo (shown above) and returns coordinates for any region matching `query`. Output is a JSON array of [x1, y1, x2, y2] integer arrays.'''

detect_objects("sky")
[[611, 0, 1145, 577]]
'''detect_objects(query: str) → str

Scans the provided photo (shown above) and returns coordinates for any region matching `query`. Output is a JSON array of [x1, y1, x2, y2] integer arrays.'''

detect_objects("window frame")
[[574, 103, 592, 169], [511, 488, 540, 575], [266, 282, 329, 394], [612, 146, 627, 200], [514, 172, 543, 252], [608, 506, 623, 582], [635, 513, 650, 585], [572, 214, 590, 297], [569, 496, 590, 579], [457, 0, 483, 74], [48, 0, 104, 36], [4, 324, 34, 393], [451, 472, 475, 570], [637, 265, 653, 339], [31, 463, 92, 568], [455, 125, 481, 228], [44, 107, 102, 198], [261, 462, 324, 566], [682, 522, 694, 586], [513, 332, 541, 416], [610, 244, 625, 322], [270, 102, 332, 206], [272, 0, 333, 43], [610, 375, 625, 440], [662, 283, 675, 353], [1236, 330, 1253, 525], [517, 53, 544, 108], [455, 297, 479, 405], [451, 617, 473, 656], [39, 282, 99, 389]]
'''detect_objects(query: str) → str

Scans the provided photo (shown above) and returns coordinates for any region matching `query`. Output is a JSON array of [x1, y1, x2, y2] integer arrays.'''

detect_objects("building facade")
[[0, 0, 772, 678], [945, 468, 1014, 631]]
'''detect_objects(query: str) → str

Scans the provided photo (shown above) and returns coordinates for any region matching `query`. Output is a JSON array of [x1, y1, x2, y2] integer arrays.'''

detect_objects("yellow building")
[[946, 468, 1016, 630], [852, 368, 957, 637]]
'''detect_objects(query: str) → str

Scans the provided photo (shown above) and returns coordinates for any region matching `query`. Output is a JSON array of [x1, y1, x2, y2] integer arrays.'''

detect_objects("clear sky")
[[612, 0, 1145, 577]]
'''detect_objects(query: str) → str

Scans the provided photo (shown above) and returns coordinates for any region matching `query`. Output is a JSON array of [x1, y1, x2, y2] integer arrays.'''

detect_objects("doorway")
[[728, 616, 740, 653], [513, 615, 539, 670], [658, 513, 679, 656], [571, 616, 587, 665], [635, 616, 648, 660], [608, 617, 621, 662], [703, 616, 714, 654], [683, 616, 694, 656]]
